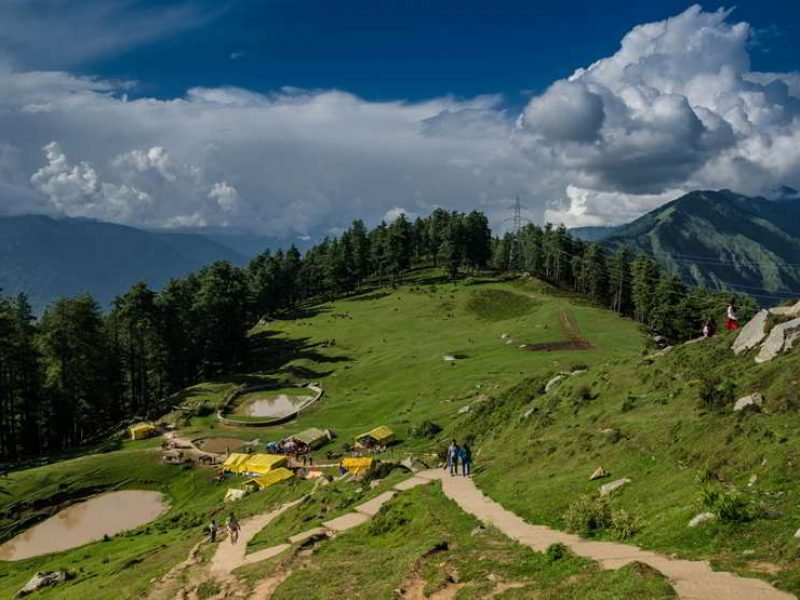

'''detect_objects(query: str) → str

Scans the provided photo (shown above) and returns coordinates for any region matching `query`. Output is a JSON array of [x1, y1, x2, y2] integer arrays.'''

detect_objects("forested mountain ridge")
[[599, 190, 800, 302], [0, 215, 245, 312]]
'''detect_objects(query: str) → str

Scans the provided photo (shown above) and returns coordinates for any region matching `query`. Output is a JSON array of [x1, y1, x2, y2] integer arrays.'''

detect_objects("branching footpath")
[[154, 469, 795, 599]]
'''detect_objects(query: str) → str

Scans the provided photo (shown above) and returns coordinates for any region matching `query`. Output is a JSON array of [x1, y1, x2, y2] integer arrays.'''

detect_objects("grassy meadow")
[[15, 271, 797, 598]]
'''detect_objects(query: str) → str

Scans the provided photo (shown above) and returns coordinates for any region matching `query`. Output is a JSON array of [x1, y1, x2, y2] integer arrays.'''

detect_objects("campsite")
[[3, 273, 800, 599]]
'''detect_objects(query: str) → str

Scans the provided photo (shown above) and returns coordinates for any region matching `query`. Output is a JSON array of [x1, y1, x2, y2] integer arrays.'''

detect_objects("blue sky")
[[82, 0, 800, 104], [2, 2, 800, 236]]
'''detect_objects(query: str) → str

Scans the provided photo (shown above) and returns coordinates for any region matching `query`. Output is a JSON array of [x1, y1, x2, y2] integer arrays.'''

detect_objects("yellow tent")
[[244, 467, 294, 490], [239, 453, 288, 476], [355, 426, 395, 447], [222, 453, 251, 474], [129, 423, 156, 440], [341, 456, 374, 475]]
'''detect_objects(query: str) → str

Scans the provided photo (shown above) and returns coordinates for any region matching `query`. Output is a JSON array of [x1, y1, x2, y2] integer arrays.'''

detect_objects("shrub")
[[621, 393, 637, 413], [611, 509, 640, 540], [698, 376, 736, 411], [546, 542, 568, 562], [564, 495, 612, 536], [700, 483, 756, 522], [411, 420, 442, 439], [197, 580, 222, 599]]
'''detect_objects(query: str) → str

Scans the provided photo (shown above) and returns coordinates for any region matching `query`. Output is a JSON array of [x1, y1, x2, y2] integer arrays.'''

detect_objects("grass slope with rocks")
[[4, 272, 796, 598]]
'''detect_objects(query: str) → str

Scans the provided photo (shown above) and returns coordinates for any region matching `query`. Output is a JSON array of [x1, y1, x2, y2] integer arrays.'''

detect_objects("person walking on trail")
[[226, 514, 241, 545], [726, 303, 740, 331], [446, 439, 460, 476], [702, 318, 716, 339], [460, 443, 472, 477], [207, 519, 218, 543]]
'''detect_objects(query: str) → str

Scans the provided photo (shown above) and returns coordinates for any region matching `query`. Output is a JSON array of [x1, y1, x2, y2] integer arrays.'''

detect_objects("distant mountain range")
[[0, 215, 290, 313], [572, 190, 800, 304]]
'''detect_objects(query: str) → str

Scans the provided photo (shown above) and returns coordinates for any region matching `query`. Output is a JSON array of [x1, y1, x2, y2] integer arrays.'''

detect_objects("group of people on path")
[[206, 514, 240, 545], [446, 439, 472, 477]]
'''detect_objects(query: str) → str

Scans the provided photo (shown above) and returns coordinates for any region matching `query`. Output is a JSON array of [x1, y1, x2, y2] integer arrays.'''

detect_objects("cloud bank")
[[2, 5, 800, 234]]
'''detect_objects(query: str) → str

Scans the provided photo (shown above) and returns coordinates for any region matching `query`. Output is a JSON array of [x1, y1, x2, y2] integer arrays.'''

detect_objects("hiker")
[[726, 303, 740, 331], [446, 439, 460, 476], [226, 514, 241, 545], [702, 318, 716, 339], [460, 443, 472, 477], [207, 519, 218, 543]]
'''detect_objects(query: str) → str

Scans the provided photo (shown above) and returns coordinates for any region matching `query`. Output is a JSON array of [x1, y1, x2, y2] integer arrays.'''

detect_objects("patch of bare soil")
[[520, 308, 594, 352]]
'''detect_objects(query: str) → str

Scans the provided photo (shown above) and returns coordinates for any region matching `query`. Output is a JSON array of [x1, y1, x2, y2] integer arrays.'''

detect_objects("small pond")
[[0, 490, 167, 561], [233, 388, 314, 419]]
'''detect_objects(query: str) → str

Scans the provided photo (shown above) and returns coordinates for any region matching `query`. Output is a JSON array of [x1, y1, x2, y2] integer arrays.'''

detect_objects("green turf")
[[10, 272, 797, 598], [261, 483, 675, 599]]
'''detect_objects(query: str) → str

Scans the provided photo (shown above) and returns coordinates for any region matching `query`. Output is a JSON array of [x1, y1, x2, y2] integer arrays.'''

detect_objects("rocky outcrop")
[[768, 300, 800, 317], [733, 310, 769, 355], [16, 571, 70, 597], [755, 317, 800, 364], [734, 308, 800, 363], [599, 477, 631, 496], [734, 393, 764, 412]]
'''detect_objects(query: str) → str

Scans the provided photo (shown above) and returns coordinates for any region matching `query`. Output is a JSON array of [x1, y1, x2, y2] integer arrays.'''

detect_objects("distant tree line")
[[492, 223, 757, 340], [0, 210, 756, 461], [0, 210, 492, 460]]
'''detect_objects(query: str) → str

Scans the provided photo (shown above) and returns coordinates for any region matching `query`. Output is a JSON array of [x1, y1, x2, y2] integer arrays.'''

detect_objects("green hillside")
[[602, 190, 800, 303], [1, 273, 799, 598]]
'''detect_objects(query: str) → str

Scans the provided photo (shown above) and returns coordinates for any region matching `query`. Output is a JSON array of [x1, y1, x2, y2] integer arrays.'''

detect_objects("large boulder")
[[16, 571, 70, 598], [734, 393, 764, 412], [755, 317, 800, 363], [769, 300, 800, 317], [733, 310, 769, 355], [599, 477, 631, 496]]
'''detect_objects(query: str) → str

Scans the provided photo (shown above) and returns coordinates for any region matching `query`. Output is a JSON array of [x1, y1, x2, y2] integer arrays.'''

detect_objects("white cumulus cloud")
[[3, 5, 800, 233]]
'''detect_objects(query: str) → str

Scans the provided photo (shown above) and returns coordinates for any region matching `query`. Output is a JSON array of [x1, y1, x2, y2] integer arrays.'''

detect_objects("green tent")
[[288, 427, 333, 449]]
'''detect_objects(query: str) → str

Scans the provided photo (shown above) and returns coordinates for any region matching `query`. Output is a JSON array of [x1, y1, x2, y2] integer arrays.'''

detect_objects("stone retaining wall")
[[216, 382, 324, 427]]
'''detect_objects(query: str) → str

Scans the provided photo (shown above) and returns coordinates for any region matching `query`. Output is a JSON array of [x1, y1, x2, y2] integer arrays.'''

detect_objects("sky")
[[2, 1, 800, 238]]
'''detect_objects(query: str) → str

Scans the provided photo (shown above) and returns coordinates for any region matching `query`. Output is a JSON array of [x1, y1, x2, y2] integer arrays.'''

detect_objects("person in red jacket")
[[726, 303, 740, 331]]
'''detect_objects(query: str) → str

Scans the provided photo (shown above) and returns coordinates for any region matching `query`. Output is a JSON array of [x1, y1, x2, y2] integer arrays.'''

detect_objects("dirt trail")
[[520, 307, 594, 352], [416, 470, 794, 600]]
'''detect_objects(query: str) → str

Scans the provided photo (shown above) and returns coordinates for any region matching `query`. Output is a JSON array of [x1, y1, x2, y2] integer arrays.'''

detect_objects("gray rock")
[[599, 477, 631, 496], [471, 525, 486, 536], [545, 375, 565, 393], [733, 393, 764, 412], [688, 512, 716, 528], [795, 528, 800, 539], [522, 407, 535, 419], [16, 571, 70, 598], [755, 317, 800, 363], [733, 309, 769, 355], [769, 301, 800, 317], [457, 405, 471, 414]]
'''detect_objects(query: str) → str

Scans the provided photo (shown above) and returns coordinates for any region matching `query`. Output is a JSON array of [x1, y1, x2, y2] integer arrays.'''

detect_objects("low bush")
[[698, 376, 736, 411], [700, 483, 756, 522]]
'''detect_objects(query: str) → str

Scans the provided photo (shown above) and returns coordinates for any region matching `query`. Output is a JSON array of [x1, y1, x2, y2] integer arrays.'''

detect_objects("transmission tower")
[[508, 194, 523, 269]]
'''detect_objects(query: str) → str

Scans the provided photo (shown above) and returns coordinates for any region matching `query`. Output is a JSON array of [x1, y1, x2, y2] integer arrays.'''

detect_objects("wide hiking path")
[[417, 469, 794, 600]]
